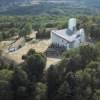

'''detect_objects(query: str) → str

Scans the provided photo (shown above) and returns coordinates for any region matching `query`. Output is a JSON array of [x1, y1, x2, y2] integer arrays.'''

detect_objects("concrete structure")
[[51, 18, 85, 50]]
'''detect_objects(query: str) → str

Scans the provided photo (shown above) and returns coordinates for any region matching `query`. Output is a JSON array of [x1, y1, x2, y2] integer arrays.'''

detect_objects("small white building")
[[51, 18, 85, 50]]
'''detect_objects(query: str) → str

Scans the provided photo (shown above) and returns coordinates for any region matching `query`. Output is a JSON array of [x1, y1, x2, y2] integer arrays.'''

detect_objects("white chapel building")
[[51, 18, 85, 50]]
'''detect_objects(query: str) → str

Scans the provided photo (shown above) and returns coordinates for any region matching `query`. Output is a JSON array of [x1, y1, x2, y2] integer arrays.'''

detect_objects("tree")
[[55, 81, 71, 100], [23, 49, 46, 81], [87, 61, 100, 71], [0, 69, 14, 100], [90, 25, 100, 40], [11, 68, 28, 100], [66, 55, 83, 72], [95, 42, 100, 60], [75, 70, 96, 100], [19, 22, 32, 37], [0, 80, 13, 100], [47, 65, 60, 100], [80, 45, 98, 65], [24, 22, 32, 35], [0, 69, 13, 81], [34, 82, 47, 100]]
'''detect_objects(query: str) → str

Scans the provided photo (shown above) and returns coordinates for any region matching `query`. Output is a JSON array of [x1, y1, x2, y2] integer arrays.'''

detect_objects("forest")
[[0, 16, 100, 40], [0, 15, 100, 100], [0, 41, 100, 100], [0, 0, 100, 16]]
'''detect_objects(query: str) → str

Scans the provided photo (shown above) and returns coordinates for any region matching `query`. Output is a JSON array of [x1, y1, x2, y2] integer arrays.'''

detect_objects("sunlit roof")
[[52, 29, 80, 42]]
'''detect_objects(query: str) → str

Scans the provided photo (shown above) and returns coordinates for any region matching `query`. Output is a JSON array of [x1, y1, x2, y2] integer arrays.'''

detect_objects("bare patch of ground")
[[0, 32, 61, 69], [46, 57, 61, 70], [5, 39, 61, 69], [7, 39, 50, 63]]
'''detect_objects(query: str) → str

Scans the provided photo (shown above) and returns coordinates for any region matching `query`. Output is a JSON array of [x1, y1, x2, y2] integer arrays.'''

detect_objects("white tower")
[[68, 18, 77, 31], [80, 29, 85, 43]]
